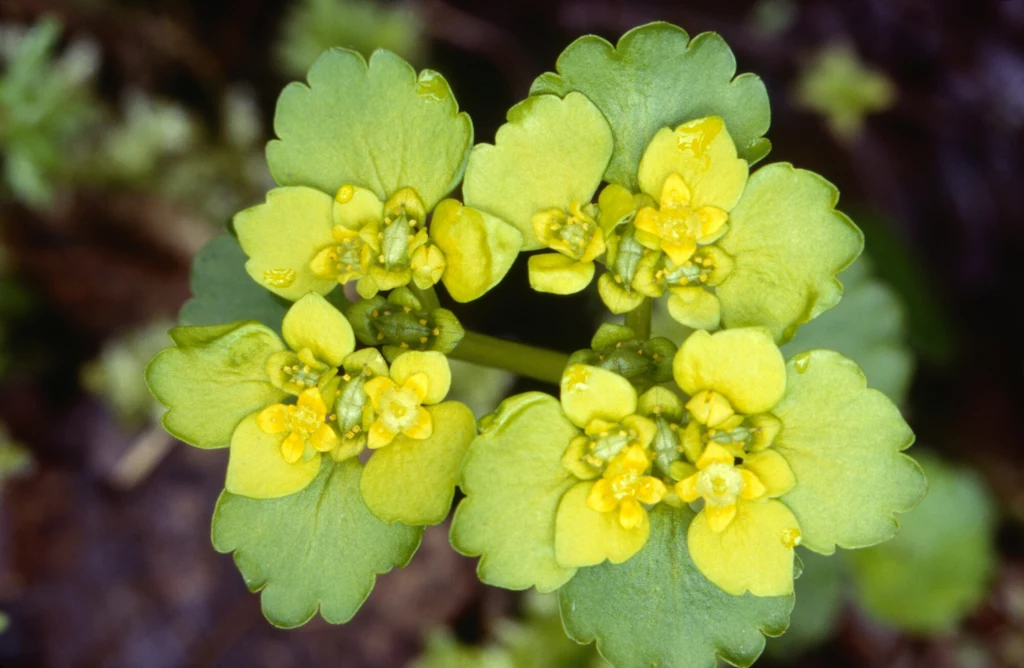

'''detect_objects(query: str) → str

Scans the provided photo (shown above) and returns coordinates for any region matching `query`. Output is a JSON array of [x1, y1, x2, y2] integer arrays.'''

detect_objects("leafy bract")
[[146, 322, 286, 448], [717, 163, 863, 343], [849, 453, 995, 634], [772, 350, 926, 554], [212, 458, 422, 628], [360, 401, 476, 526], [235, 187, 341, 301], [179, 235, 288, 333], [462, 92, 613, 250], [531, 23, 771, 189], [450, 393, 579, 592], [782, 256, 914, 404], [559, 505, 792, 668], [267, 48, 472, 210]]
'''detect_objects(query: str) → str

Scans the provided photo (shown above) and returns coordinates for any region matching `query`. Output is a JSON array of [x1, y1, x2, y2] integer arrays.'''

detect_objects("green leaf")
[[782, 256, 914, 404], [146, 322, 287, 448], [462, 92, 613, 250], [267, 48, 472, 210], [360, 401, 477, 526], [450, 393, 579, 592], [772, 350, 926, 554], [212, 458, 423, 628], [849, 453, 996, 634], [716, 163, 863, 343], [179, 235, 288, 334], [559, 504, 792, 668], [531, 23, 771, 190]]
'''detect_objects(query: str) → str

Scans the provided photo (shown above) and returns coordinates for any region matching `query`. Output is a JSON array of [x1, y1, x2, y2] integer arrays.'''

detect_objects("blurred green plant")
[[769, 452, 997, 656], [275, 0, 426, 77], [0, 16, 101, 208], [850, 453, 997, 634], [414, 593, 607, 668], [794, 43, 895, 140], [447, 359, 515, 418], [81, 320, 173, 428]]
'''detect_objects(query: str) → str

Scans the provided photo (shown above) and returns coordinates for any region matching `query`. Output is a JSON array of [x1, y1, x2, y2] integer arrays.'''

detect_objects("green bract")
[[531, 22, 772, 187], [236, 47, 521, 304], [212, 459, 422, 628]]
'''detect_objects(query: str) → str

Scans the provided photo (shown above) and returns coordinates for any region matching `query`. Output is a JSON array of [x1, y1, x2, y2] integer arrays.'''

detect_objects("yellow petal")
[[560, 364, 638, 428], [661, 238, 698, 267], [636, 477, 668, 505], [527, 253, 595, 294], [280, 431, 306, 464], [633, 207, 661, 239], [401, 406, 434, 440], [659, 172, 692, 207], [704, 502, 738, 532], [296, 387, 327, 419], [587, 479, 619, 513], [555, 482, 650, 567], [685, 390, 735, 427], [579, 228, 607, 263], [696, 442, 735, 469], [309, 423, 340, 452], [390, 351, 451, 404], [402, 372, 431, 402], [676, 473, 701, 502], [673, 329, 786, 414], [619, 498, 646, 529], [688, 499, 800, 596], [739, 469, 767, 500], [363, 376, 396, 411], [606, 443, 651, 476], [743, 449, 796, 498], [332, 184, 385, 229], [748, 413, 782, 452], [257, 404, 290, 434], [368, 420, 397, 449], [669, 461, 698, 482], [696, 206, 729, 243]]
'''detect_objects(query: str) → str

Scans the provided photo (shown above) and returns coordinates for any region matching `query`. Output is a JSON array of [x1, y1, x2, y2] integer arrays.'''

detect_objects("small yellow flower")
[[363, 373, 433, 448], [362, 350, 452, 449], [675, 442, 770, 532], [588, 445, 667, 529], [257, 387, 340, 464], [528, 202, 606, 295], [634, 172, 729, 266]]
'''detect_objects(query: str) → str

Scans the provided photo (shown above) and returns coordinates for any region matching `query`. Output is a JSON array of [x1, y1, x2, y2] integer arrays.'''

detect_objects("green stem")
[[625, 297, 652, 340], [450, 331, 570, 385], [411, 284, 442, 312]]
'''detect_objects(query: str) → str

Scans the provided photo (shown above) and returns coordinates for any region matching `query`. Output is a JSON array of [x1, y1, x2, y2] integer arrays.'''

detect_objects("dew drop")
[[781, 527, 802, 548], [415, 71, 448, 102], [793, 352, 811, 374]]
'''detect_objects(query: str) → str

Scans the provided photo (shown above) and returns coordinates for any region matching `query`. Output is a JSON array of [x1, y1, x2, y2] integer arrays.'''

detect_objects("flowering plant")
[[146, 21, 925, 667]]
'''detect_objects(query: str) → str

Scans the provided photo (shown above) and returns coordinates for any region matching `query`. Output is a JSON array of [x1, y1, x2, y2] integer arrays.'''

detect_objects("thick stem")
[[450, 331, 570, 385], [411, 284, 442, 312], [625, 297, 652, 340]]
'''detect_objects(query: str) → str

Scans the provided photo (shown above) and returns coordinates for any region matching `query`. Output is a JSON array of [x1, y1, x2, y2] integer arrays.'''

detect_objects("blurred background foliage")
[[0, 0, 1021, 666]]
